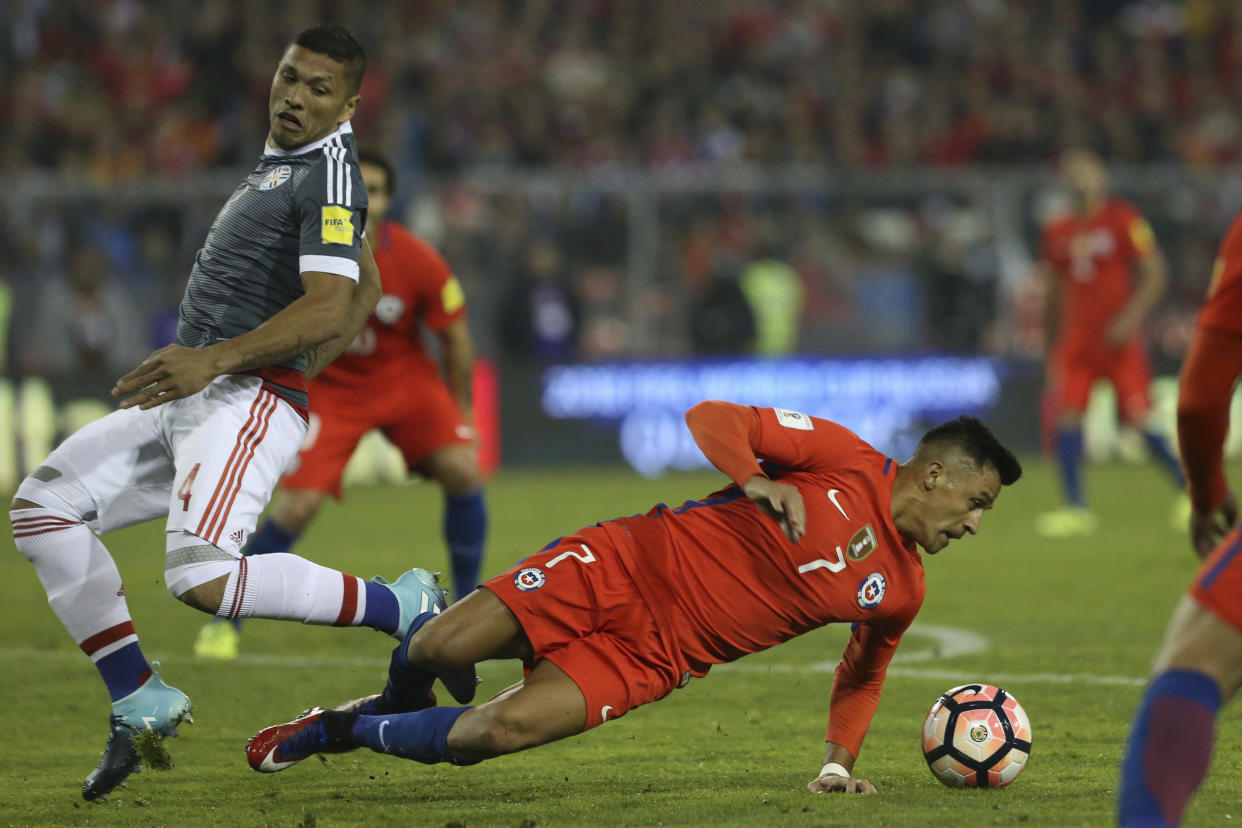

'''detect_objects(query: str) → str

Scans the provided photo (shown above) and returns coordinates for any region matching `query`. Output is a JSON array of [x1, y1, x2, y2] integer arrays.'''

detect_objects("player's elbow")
[[684, 400, 720, 429]]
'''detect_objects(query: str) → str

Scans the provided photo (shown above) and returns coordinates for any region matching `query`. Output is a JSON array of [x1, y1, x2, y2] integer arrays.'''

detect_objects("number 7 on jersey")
[[546, 544, 595, 568]]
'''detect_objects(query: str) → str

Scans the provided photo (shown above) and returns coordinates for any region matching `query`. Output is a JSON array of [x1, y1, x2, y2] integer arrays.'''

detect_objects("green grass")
[[1, 461, 1239, 827]]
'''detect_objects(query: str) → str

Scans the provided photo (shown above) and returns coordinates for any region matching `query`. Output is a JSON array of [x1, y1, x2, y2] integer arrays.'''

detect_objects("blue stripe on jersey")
[[883, 458, 892, 475], [1200, 533, 1242, 590], [671, 489, 746, 514]]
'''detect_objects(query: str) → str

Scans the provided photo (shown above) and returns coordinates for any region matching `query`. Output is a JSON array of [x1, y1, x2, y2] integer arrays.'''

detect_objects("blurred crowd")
[[5, 0, 1241, 178], [3, 0, 1241, 389]]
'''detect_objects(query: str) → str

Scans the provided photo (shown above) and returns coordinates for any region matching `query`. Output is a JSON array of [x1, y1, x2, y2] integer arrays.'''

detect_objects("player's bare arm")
[[438, 316, 474, 422], [305, 237, 382, 379], [806, 741, 878, 794], [1106, 245, 1167, 347], [1038, 261, 1060, 351], [112, 269, 356, 409]]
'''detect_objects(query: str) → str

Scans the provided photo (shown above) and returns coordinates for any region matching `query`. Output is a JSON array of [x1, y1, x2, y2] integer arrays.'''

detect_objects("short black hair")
[[292, 25, 367, 95], [916, 415, 1022, 486], [357, 148, 395, 196]]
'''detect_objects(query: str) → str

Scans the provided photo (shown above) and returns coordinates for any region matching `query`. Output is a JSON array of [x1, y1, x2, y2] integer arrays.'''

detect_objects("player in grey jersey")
[[9, 24, 472, 801]]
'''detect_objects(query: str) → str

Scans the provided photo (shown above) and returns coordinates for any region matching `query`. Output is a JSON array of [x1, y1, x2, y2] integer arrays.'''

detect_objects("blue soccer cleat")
[[372, 567, 446, 641], [82, 669, 193, 801]]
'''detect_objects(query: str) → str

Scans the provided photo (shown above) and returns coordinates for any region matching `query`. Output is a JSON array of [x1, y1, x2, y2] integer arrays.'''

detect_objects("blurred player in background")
[[1118, 208, 1242, 827], [194, 150, 486, 660], [7, 26, 467, 801], [1035, 147, 1185, 539], [245, 400, 1021, 794]]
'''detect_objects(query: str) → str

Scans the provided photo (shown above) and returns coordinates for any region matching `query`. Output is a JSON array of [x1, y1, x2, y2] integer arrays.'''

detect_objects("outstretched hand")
[[1190, 491, 1238, 559], [807, 773, 878, 794], [113, 344, 221, 410], [743, 476, 806, 542]]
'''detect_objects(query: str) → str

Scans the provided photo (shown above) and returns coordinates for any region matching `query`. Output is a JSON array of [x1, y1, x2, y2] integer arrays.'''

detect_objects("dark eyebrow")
[[279, 64, 335, 86], [977, 491, 996, 508]]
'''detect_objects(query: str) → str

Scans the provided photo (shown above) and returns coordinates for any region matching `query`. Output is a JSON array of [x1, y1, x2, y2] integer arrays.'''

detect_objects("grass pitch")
[[1, 460, 1239, 827]]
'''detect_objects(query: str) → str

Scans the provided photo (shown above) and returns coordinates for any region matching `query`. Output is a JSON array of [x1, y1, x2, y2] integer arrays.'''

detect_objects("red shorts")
[[282, 379, 471, 498], [481, 527, 686, 731], [1191, 526, 1242, 632], [1049, 339, 1152, 422]]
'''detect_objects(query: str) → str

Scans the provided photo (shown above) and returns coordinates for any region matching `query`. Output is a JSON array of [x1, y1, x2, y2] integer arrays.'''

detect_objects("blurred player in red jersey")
[[195, 149, 486, 659], [245, 400, 1022, 793], [1118, 209, 1242, 827], [1036, 147, 1186, 539]]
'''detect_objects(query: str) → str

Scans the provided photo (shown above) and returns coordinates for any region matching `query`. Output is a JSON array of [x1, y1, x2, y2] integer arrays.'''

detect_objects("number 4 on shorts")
[[177, 463, 201, 512]]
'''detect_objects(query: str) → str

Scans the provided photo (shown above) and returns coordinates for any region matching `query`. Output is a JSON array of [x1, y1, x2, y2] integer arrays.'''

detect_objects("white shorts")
[[21, 374, 306, 554]]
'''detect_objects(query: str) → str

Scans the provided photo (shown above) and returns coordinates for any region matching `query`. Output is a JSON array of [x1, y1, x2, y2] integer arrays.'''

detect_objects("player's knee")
[[165, 533, 238, 613], [274, 490, 322, 532], [438, 459, 482, 496], [407, 615, 468, 671], [175, 581, 225, 614]]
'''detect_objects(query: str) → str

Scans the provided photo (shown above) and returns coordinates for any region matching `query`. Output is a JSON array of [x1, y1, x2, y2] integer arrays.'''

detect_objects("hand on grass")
[[807, 773, 877, 794]]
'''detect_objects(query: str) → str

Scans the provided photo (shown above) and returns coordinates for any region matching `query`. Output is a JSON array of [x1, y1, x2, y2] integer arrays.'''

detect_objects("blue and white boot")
[[372, 568, 447, 641], [82, 667, 193, 801], [372, 568, 478, 704]]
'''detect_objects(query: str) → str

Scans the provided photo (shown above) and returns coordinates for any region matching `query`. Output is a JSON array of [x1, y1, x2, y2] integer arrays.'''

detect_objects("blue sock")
[[1119, 669, 1220, 828], [1056, 429, 1086, 507], [349, 706, 473, 764], [242, 520, 299, 557], [380, 610, 439, 710], [444, 491, 486, 599], [96, 642, 153, 703], [1143, 431, 1187, 489], [361, 580, 400, 634]]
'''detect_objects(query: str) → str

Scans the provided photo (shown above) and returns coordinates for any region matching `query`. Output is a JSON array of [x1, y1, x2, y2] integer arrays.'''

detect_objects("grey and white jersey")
[[176, 122, 367, 405]]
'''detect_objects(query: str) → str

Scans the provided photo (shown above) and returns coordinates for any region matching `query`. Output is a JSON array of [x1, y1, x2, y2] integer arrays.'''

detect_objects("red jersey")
[[314, 219, 465, 390], [600, 402, 925, 755], [1198, 209, 1242, 335], [1179, 210, 1242, 511], [1041, 198, 1158, 351]]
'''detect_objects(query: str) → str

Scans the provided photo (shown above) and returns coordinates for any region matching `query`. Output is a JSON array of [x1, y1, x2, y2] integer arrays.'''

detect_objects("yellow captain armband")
[[1129, 217, 1156, 255], [441, 275, 465, 313]]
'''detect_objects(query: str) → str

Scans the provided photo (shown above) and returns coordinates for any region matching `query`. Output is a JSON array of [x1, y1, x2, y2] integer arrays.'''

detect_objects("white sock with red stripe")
[[217, 552, 394, 630], [11, 507, 153, 701]]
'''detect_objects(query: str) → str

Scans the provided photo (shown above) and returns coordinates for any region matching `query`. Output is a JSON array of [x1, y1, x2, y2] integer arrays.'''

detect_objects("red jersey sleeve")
[[1040, 223, 1063, 274], [1114, 202, 1158, 263], [824, 595, 920, 757], [685, 401, 869, 487], [407, 235, 466, 333]]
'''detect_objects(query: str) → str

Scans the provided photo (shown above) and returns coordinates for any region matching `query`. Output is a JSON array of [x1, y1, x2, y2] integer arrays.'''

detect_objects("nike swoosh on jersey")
[[827, 489, 850, 520], [601, 705, 614, 722]]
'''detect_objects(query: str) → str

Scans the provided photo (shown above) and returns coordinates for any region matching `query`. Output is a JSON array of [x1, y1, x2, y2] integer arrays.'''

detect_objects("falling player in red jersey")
[[1118, 208, 1242, 827], [245, 400, 1022, 793], [194, 149, 486, 659], [1036, 147, 1186, 539]]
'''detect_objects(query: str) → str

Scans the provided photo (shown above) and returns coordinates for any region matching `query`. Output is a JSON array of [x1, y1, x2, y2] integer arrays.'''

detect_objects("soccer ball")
[[921, 683, 1032, 789]]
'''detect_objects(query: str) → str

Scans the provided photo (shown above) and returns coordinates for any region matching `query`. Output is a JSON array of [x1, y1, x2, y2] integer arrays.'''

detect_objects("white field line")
[[0, 624, 1147, 687]]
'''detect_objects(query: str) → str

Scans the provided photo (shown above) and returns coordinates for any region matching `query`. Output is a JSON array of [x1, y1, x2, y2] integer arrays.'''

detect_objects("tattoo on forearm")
[[304, 343, 331, 379], [236, 337, 307, 372]]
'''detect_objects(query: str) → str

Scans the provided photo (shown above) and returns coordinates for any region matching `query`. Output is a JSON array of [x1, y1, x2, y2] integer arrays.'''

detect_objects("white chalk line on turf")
[[0, 623, 1146, 686]]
